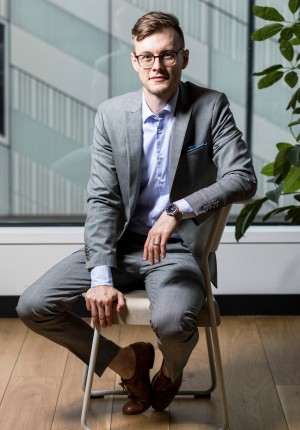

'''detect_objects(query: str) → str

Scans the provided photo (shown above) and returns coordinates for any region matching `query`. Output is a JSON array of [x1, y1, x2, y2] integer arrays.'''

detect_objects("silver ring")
[[154, 243, 159, 246]]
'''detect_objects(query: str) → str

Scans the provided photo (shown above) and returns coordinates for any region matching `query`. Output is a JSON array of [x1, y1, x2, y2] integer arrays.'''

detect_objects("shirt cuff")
[[90, 265, 113, 288], [175, 199, 196, 219]]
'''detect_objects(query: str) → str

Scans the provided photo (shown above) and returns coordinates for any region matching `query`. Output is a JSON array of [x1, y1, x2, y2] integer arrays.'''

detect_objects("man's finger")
[[149, 248, 155, 265], [143, 247, 149, 261], [143, 237, 150, 261], [116, 292, 126, 312], [90, 301, 100, 327], [160, 238, 167, 258], [154, 243, 161, 263], [85, 296, 91, 311], [104, 303, 112, 326]]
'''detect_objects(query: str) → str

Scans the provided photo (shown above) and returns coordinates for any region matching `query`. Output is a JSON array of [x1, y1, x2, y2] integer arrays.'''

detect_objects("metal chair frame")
[[81, 204, 232, 430]]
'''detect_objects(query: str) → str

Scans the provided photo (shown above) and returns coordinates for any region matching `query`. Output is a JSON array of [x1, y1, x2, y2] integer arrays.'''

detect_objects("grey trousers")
[[16, 231, 205, 381]]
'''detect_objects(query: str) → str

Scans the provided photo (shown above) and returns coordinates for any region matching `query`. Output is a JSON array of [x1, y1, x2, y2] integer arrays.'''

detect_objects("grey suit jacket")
[[84, 81, 257, 284]]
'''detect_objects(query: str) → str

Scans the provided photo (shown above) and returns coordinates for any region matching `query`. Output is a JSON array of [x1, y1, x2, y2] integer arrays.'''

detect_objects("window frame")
[[0, 17, 9, 146]]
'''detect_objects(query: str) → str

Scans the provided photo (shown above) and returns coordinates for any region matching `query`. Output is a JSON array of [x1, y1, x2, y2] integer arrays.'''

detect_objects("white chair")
[[81, 204, 232, 430]]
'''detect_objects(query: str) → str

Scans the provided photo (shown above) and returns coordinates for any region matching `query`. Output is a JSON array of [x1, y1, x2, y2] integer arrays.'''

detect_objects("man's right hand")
[[85, 285, 125, 328]]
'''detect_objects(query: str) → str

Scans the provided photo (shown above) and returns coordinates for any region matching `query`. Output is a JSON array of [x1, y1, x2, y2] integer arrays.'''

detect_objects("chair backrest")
[[203, 204, 232, 258]]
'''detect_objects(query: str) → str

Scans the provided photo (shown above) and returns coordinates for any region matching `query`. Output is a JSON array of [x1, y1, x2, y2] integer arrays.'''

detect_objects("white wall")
[[0, 226, 299, 296], [219, 227, 300, 295]]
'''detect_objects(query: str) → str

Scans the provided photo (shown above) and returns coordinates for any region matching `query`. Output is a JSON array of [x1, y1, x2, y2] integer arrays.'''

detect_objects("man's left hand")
[[143, 211, 178, 265]]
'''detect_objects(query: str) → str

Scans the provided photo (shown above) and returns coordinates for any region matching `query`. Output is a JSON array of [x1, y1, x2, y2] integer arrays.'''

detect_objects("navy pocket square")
[[186, 143, 207, 153]]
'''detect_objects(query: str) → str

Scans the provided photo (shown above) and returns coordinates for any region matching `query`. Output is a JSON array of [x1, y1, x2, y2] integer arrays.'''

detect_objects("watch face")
[[166, 203, 178, 216]]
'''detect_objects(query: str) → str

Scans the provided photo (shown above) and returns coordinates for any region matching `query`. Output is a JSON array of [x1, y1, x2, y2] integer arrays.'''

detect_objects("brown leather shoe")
[[121, 342, 155, 415], [152, 366, 182, 411]]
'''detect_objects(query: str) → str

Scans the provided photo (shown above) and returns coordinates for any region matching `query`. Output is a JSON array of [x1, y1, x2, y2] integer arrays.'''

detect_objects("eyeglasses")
[[134, 48, 185, 69]]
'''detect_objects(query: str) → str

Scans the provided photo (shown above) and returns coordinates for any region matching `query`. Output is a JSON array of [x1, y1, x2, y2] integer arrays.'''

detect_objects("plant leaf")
[[252, 23, 284, 41], [253, 6, 285, 21], [235, 198, 267, 241], [266, 185, 284, 203], [291, 37, 300, 45], [280, 27, 294, 40], [280, 39, 294, 61], [288, 145, 300, 165], [289, 0, 300, 13], [261, 162, 274, 176], [287, 89, 300, 110], [285, 70, 298, 87], [276, 142, 293, 151], [263, 205, 294, 221], [293, 23, 300, 39], [274, 149, 291, 183], [257, 71, 284, 88], [285, 206, 300, 223], [252, 64, 283, 76], [288, 119, 300, 126], [283, 166, 300, 193]]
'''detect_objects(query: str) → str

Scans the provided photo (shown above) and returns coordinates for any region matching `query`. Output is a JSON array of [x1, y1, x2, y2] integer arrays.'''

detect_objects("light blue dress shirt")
[[91, 91, 195, 287]]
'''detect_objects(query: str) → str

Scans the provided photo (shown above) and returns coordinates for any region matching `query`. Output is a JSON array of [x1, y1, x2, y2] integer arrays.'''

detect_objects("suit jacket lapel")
[[169, 82, 193, 190]]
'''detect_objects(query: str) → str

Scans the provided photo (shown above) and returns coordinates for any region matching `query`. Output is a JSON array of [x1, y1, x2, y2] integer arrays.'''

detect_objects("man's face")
[[131, 28, 189, 101]]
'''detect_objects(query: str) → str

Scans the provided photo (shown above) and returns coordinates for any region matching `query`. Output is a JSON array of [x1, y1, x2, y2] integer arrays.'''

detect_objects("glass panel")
[[11, 0, 109, 72], [210, 8, 247, 113], [0, 22, 4, 137], [10, 67, 94, 215]]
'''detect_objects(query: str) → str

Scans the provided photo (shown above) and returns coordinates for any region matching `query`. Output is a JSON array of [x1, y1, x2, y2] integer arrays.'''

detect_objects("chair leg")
[[205, 326, 218, 393], [81, 325, 127, 429], [210, 322, 230, 430], [81, 326, 100, 430], [178, 327, 217, 397], [194, 327, 217, 397], [179, 322, 230, 429]]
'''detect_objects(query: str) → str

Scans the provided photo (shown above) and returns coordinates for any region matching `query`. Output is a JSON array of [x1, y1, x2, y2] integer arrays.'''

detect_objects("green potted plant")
[[235, 1, 300, 241]]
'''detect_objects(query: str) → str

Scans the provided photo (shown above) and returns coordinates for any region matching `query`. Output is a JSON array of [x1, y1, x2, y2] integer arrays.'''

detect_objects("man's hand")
[[144, 211, 179, 265], [85, 285, 125, 328]]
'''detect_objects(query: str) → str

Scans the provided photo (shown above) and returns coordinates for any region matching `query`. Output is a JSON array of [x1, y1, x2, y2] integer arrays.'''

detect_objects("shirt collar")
[[142, 89, 179, 123]]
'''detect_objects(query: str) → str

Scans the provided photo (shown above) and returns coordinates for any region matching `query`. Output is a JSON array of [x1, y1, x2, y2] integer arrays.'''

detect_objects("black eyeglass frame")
[[134, 48, 185, 69]]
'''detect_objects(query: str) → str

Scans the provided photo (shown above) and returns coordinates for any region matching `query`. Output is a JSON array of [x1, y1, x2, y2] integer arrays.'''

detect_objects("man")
[[17, 11, 257, 416]]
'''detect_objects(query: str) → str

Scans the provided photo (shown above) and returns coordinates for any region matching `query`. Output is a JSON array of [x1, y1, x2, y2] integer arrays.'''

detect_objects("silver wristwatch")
[[165, 203, 183, 221]]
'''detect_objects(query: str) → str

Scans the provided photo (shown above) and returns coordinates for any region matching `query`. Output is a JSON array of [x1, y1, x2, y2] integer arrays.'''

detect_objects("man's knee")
[[151, 308, 198, 340], [17, 290, 35, 323], [16, 286, 50, 326]]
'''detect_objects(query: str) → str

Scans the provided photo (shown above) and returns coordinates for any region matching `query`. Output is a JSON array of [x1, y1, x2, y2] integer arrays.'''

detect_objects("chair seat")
[[111, 289, 221, 327]]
